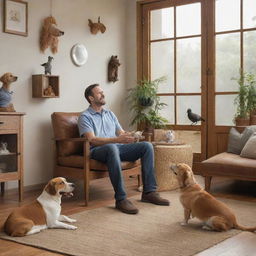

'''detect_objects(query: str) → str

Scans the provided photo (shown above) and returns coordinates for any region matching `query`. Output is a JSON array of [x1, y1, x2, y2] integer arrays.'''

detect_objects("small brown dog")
[[170, 163, 256, 232], [0, 73, 18, 112]]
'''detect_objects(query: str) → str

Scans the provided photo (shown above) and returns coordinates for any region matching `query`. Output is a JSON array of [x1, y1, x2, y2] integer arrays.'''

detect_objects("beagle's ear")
[[45, 181, 57, 195]]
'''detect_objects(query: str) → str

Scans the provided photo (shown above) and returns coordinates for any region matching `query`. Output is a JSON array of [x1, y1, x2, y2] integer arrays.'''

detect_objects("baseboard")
[[3, 183, 45, 196]]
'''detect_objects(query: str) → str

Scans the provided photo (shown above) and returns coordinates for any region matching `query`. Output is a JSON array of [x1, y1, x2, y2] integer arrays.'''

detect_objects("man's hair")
[[84, 84, 99, 104]]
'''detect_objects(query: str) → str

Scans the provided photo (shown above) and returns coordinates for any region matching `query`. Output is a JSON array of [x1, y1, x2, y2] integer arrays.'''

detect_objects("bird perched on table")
[[187, 108, 205, 125], [41, 56, 54, 75]]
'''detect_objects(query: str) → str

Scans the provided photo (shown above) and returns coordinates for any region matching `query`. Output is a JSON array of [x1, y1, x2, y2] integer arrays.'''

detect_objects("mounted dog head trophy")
[[40, 16, 64, 54]]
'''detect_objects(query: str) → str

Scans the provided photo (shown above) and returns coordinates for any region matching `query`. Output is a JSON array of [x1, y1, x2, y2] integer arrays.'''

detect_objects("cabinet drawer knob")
[[0, 121, 4, 124]]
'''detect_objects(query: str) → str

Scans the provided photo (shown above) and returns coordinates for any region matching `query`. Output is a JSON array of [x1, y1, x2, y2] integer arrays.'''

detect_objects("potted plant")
[[246, 73, 256, 125], [233, 72, 250, 126], [127, 77, 168, 132]]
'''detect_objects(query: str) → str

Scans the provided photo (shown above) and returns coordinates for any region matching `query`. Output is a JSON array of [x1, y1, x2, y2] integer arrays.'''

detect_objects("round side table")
[[154, 143, 193, 191]]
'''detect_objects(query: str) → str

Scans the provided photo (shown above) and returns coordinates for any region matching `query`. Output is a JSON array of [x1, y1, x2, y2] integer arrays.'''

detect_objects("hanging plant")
[[127, 77, 168, 130]]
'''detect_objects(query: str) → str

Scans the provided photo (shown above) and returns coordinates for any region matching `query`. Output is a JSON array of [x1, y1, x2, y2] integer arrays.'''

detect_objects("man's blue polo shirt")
[[78, 106, 122, 138]]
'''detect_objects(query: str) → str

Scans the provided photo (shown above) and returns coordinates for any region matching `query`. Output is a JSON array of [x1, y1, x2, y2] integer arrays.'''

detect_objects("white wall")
[[0, 0, 137, 189]]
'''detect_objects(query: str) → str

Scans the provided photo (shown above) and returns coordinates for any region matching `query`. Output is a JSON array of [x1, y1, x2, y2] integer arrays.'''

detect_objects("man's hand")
[[116, 133, 135, 144]]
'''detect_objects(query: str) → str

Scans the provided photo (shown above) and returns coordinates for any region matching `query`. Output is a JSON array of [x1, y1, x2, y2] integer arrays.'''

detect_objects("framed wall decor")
[[4, 0, 28, 36]]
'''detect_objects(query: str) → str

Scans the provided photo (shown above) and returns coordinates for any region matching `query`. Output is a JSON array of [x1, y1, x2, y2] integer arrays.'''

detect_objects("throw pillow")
[[227, 126, 256, 154], [240, 133, 256, 159], [227, 128, 243, 154]]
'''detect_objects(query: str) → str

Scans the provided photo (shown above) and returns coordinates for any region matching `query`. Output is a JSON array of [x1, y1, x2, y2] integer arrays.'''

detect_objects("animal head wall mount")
[[88, 17, 106, 35], [40, 16, 64, 54], [108, 55, 121, 83]]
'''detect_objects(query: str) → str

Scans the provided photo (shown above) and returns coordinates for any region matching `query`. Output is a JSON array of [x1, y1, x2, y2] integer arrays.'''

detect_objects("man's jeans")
[[90, 142, 157, 201]]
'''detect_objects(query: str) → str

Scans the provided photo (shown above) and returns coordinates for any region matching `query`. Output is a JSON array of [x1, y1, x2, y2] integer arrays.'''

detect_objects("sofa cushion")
[[227, 126, 256, 154], [240, 133, 256, 159], [51, 112, 83, 156], [58, 155, 141, 170], [200, 152, 256, 178]]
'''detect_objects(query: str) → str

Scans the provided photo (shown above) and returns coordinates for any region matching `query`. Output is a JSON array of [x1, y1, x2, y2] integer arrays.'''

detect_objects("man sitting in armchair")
[[78, 84, 169, 214]]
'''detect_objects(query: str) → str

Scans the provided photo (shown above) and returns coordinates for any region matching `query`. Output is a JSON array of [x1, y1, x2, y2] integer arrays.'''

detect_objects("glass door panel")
[[158, 96, 175, 124], [151, 41, 174, 93], [215, 0, 240, 32], [215, 95, 237, 126], [151, 7, 174, 40], [244, 31, 256, 73], [175, 130, 201, 153], [215, 33, 240, 92], [176, 3, 201, 37], [0, 134, 17, 173], [243, 0, 256, 29], [177, 95, 201, 125], [176, 37, 201, 93]]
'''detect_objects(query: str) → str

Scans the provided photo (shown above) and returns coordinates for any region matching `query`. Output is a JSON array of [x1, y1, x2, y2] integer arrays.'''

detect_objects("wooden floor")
[[1, 175, 256, 256]]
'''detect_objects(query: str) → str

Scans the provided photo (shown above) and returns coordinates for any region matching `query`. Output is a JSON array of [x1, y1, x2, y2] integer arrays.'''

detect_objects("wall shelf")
[[32, 74, 59, 98]]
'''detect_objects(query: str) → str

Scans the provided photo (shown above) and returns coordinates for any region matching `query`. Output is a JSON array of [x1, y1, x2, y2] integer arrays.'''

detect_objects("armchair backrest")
[[51, 112, 83, 156]]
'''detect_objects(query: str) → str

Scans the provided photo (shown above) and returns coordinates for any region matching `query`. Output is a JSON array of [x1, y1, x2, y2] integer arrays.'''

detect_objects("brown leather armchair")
[[51, 112, 142, 206]]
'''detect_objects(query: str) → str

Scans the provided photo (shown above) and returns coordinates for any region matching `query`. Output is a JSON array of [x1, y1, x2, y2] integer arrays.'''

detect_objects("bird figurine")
[[41, 56, 54, 75], [187, 108, 205, 125]]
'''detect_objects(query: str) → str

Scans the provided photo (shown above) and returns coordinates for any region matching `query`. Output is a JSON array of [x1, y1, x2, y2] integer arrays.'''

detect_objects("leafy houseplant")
[[233, 71, 256, 125], [127, 77, 168, 131]]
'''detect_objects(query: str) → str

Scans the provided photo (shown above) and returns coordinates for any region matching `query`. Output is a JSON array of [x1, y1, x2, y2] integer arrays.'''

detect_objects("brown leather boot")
[[141, 191, 170, 206], [115, 199, 139, 214]]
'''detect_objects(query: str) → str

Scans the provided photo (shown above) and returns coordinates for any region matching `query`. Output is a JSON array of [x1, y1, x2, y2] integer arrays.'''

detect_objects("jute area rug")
[[1, 191, 256, 256]]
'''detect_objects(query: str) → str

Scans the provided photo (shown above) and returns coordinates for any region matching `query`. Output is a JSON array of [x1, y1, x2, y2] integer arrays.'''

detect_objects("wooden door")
[[138, 0, 256, 164], [138, 0, 207, 167], [207, 0, 256, 156]]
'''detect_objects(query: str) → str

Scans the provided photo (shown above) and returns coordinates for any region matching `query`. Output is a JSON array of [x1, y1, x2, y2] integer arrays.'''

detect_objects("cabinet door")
[[0, 134, 18, 174]]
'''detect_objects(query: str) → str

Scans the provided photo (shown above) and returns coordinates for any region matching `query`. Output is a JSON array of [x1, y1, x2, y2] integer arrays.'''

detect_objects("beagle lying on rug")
[[4, 177, 77, 237], [170, 163, 256, 232]]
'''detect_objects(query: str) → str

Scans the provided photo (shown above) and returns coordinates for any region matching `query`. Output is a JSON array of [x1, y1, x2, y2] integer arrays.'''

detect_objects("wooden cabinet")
[[0, 112, 25, 201], [32, 74, 59, 98]]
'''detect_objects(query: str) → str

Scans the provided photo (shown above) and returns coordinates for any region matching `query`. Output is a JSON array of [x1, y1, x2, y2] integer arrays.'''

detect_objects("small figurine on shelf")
[[41, 56, 54, 75], [43, 85, 55, 97], [0, 72, 18, 112], [165, 130, 175, 143], [0, 142, 10, 155]]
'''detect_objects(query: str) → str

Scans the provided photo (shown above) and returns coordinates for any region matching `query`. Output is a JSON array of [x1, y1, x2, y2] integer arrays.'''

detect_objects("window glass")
[[151, 41, 174, 93], [215, 0, 240, 32], [151, 8, 174, 40], [176, 3, 201, 37], [216, 33, 240, 92], [176, 37, 201, 93]]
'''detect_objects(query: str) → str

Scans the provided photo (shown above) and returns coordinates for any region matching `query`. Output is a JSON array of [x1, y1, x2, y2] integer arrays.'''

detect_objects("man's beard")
[[95, 99, 106, 106]]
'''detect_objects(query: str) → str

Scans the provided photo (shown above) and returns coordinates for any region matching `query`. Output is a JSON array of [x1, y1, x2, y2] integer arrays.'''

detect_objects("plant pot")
[[235, 117, 250, 126], [138, 97, 153, 107]]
